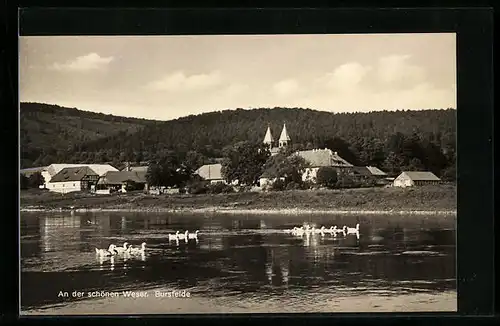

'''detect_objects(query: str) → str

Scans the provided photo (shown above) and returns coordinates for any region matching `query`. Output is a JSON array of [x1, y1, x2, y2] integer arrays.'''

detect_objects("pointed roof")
[[263, 125, 273, 143], [279, 123, 290, 142]]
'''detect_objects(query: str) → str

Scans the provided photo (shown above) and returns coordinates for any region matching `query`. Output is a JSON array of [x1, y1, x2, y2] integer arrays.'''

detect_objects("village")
[[20, 123, 444, 198]]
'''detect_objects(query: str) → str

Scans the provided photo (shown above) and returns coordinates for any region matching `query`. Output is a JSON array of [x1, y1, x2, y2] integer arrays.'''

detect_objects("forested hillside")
[[20, 102, 154, 168], [20, 103, 456, 179]]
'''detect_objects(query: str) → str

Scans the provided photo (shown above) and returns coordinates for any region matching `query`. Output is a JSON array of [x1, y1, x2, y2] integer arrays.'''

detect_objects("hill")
[[19, 103, 456, 179], [20, 102, 154, 168]]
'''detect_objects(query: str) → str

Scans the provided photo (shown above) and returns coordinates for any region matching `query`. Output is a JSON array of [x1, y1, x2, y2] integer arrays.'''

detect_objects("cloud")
[[377, 54, 425, 85], [273, 79, 299, 96], [50, 53, 114, 72], [318, 62, 371, 91], [147, 71, 223, 92]]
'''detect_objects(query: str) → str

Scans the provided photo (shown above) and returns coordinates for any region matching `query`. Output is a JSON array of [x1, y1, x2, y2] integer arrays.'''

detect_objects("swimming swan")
[[129, 242, 146, 255], [346, 223, 360, 234], [95, 244, 117, 256], [177, 230, 189, 240], [188, 230, 199, 239], [168, 231, 179, 241], [113, 242, 129, 254]]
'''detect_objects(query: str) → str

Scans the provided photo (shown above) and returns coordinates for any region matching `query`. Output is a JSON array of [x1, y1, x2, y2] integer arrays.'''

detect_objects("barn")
[[393, 171, 441, 188]]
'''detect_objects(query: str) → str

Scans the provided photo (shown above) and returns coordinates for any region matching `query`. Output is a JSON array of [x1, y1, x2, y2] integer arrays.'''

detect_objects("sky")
[[19, 33, 456, 121]]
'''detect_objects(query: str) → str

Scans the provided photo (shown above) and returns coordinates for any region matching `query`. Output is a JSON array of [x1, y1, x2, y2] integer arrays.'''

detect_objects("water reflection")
[[20, 212, 456, 311]]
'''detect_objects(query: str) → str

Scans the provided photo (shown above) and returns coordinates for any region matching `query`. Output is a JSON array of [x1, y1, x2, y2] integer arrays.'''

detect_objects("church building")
[[260, 124, 386, 187], [263, 123, 291, 156]]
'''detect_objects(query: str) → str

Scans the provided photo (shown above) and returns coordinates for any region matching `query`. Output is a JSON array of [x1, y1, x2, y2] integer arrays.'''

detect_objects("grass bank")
[[20, 185, 456, 214]]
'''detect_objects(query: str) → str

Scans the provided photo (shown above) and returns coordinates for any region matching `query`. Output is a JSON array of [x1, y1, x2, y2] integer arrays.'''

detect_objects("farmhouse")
[[46, 166, 100, 193], [393, 171, 441, 188], [297, 148, 354, 182], [41, 163, 118, 188], [96, 170, 148, 194]]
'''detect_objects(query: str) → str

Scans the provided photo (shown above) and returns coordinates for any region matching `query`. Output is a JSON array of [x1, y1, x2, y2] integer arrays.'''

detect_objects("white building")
[[393, 171, 441, 188], [41, 163, 118, 188]]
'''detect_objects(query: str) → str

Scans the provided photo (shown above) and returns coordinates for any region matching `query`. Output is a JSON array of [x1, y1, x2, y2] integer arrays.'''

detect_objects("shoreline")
[[20, 185, 457, 216], [20, 206, 457, 215], [20, 290, 457, 314]]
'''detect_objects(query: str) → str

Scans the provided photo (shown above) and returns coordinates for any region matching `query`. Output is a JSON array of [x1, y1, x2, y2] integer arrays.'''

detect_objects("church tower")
[[263, 125, 274, 149], [279, 123, 290, 148]]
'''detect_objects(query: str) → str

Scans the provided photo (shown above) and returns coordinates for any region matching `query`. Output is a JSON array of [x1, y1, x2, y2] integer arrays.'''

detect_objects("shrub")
[[285, 181, 303, 190], [207, 182, 235, 194], [187, 180, 208, 194], [270, 179, 286, 191]]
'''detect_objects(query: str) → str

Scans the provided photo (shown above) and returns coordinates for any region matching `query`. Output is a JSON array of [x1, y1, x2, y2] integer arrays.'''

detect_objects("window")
[[73, 183, 76, 186], [63, 184, 65, 187]]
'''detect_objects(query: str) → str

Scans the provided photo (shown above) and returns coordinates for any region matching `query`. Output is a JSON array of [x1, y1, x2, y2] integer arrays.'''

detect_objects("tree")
[[183, 150, 206, 174], [403, 157, 425, 171], [383, 151, 404, 175], [262, 151, 310, 186], [221, 141, 270, 185], [146, 162, 163, 187], [28, 172, 45, 188], [316, 167, 338, 189]]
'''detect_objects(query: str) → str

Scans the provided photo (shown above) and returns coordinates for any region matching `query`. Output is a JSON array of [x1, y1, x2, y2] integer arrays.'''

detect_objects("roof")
[[98, 171, 147, 185], [121, 166, 149, 172], [279, 124, 291, 142], [195, 163, 223, 180], [20, 166, 47, 176], [263, 126, 273, 144], [296, 149, 353, 167], [351, 166, 387, 176], [399, 171, 441, 181], [366, 166, 387, 176], [260, 170, 273, 178], [46, 164, 118, 177], [49, 166, 99, 183]]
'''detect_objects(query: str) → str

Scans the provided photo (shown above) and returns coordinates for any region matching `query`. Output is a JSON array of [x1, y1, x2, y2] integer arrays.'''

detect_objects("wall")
[[41, 171, 52, 187], [302, 167, 320, 182], [47, 181, 82, 193], [393, 174, 414, 188]]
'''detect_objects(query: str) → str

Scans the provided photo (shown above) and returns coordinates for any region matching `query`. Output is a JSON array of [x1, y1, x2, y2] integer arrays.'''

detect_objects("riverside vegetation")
[[20, 184, 456, 213]]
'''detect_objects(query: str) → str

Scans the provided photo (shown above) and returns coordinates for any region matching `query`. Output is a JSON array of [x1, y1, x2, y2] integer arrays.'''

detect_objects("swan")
[[331, 226, 346, 236], [292, 226, 305, 236], [177, 230, 189, 240], [284, 227, 298, 234], [114, 242, 129, 254], [346, 223, 360, 234], [129, 242, 146, 255], [95, 244, 117, 256], [315, 226, 326, 234], [168, 231, 179, 241], [188, 230, 199, 239]]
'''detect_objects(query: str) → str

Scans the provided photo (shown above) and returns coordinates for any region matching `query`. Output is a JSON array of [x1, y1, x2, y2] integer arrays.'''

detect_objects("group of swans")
[[168, 230, 200, 243], [284, 223, 360, 237], [95, 242, 146, 257]]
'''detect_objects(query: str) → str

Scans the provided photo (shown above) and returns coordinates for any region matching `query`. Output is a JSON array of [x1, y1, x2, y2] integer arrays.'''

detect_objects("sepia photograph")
[[19, 33, 457, 315]]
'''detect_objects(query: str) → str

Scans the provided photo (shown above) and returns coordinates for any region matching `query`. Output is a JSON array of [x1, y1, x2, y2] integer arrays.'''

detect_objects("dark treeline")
[[20, 104, 456, 180]]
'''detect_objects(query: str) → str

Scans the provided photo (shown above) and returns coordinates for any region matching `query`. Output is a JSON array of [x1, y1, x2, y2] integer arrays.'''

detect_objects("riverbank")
[[20, 185, 456, 215]]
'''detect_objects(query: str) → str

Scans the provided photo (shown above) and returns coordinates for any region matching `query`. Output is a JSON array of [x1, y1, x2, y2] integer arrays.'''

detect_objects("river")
[[20, 211, 456, 314]]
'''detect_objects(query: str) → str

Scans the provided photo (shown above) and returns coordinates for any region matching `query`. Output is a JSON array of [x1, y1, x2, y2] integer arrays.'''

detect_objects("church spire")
[[263, 125, 274, 146], [279, 123, 290, 148]]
